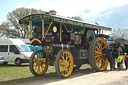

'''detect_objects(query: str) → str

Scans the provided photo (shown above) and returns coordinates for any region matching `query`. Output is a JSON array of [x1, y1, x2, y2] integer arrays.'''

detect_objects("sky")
[[0, 0, 128, 29]]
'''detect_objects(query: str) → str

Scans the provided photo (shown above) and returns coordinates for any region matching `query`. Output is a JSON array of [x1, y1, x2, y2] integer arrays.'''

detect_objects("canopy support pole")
[[29, 20, 32, 38], [63, 23, 69, 33], [60, 23, 62, 42], [44, 20, 53, 38], [42, 19, 44, 39]]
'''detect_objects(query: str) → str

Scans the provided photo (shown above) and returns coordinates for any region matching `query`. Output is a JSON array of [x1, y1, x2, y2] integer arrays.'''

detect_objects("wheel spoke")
[[100, 42, 103, 48], [95, 55, 100, 58], [41, 66, 44, 72], [97, 41, 100, 49], [61, 55, 65, 61], [66, 56, 69, 61], [100, 57, 106, 63], [95, 57, 100, 64], [59, 62, 65, 66], [65, 68, 68, 74], [36, 66, 39, 73], [95, 51, 99, 54], [60, 67, 65, 72], [38, 66, 41, 73], [34, 65, 38, 70], [100, 42, 106, 51], [95, 46, 100, 51], [96, 59, 100, 68]]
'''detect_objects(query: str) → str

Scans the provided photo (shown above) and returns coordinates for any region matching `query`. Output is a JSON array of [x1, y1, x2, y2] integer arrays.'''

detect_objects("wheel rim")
[[94, 38, 108, 70], [17, 60, 20, 63], [59, 51, 74, 77], [32, 51, 48, 75]]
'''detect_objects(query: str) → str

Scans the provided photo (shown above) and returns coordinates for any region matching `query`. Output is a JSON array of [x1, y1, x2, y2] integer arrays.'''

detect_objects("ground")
[[18, 65, 128, 85], [0, 64, 128, 85]]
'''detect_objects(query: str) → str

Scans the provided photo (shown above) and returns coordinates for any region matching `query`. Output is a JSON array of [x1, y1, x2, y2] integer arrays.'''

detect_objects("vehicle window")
[[16, 45, 31, 52], [10, 45, 17, 52], [0, 45, 8, 52]]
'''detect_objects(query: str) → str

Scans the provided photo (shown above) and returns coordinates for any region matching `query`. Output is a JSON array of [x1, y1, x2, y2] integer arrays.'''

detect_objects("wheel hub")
[[61, 61, 69, 67], [36, 60, 42, 66], [98, 51, 103, 56], [66, 61, 69, 67]]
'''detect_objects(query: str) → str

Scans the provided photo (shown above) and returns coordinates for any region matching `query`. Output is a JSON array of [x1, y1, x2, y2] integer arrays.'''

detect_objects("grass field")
[[0, 63, 91, 85], [0, 63, 57, 85]]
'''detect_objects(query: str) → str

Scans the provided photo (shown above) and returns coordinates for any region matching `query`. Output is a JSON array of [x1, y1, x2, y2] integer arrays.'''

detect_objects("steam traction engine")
[[19, 13, 112, 77]]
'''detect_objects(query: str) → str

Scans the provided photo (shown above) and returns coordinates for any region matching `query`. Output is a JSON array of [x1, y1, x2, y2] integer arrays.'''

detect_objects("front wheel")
[[29, 50, 48, 76], [55, 50, 74, 78], [15, 59, 22, 66]]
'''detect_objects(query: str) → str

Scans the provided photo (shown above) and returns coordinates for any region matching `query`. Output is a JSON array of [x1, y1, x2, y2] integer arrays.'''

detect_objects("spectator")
[[117, 46, 122, 56], [117, 54, 124, 70], [104, 48, 115, 71], [126, 46, 128, 54], [121, 45, 126, 54], [124, 53, 128, 70], [108, 45, 116, 67]]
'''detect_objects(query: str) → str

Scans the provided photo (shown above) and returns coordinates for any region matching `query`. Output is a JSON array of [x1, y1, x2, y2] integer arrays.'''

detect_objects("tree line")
[[109, 28, 128, 40]]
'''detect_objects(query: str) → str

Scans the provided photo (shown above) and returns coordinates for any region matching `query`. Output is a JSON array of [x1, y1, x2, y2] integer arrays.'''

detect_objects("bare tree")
[[0, 7, 45, 38], [71, 16, 83, 21], [110, 28, 128, 39]]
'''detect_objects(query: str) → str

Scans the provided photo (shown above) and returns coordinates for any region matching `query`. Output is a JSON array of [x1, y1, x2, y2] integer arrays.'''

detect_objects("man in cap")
[[104, 47, 116, 71]]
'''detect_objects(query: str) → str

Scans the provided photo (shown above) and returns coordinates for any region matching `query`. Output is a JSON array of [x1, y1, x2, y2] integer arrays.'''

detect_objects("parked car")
[[0, 39, 33, 66], [0, 56, 4, 64]]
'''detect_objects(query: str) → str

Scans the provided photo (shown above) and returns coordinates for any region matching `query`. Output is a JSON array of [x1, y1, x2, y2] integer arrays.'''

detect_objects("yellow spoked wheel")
[[29, 50, 48, 76], [88, 38, 108, 71], [55, 50, 74, 78]]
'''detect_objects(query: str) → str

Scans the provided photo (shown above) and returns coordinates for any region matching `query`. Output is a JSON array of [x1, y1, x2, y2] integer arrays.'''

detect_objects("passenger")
[[104, 48, 115, 71], [124, 53, 128, 70]]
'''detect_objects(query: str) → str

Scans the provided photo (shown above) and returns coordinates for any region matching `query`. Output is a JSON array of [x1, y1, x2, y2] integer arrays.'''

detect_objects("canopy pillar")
[[60, 23, 62, 42], [42, 19, 44, 39], [29, 20, 32, 38]]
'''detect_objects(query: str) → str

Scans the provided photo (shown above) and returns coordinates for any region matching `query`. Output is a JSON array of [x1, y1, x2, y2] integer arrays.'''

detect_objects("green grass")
[[0, 63, 57, 85], [0, 63, 91, 85]]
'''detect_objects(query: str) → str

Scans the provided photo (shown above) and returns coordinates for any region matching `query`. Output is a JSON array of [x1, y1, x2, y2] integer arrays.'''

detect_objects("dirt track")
[[17, 65, 128, 85]]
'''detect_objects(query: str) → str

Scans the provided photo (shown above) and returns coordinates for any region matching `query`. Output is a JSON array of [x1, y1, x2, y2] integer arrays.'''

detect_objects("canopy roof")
[[19, 13, 112, 31]]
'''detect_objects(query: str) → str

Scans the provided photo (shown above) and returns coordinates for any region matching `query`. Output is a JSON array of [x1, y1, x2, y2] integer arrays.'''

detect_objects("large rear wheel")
[[55, 50, 74, 78], [29, 50, 48, 76], [88, 38, 108, 71]]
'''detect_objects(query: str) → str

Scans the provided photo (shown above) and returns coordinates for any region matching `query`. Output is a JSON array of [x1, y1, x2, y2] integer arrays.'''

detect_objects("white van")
[[0, 39, 33, 66]]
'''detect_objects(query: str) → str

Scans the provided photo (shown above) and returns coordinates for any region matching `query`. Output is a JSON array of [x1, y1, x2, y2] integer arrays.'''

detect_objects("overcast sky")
[[0, 0, 128, 28]]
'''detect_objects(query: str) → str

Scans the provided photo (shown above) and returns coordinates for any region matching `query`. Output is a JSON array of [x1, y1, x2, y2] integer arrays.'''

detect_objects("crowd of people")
[[105, 45, 128, 71]]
